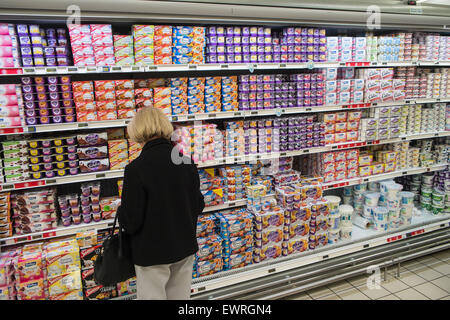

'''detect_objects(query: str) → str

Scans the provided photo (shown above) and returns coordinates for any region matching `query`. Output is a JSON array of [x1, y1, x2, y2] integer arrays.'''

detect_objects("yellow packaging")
[[75, 230, 98, 248], [110, 158, 129, 170], [49, 289, 84, 300], [46, 245, 81, 278], [359, 165, 373, 177], [108, 139, 128, 155], [47, 271, 82, 297], [384, 161, 397, 172], [358, 154, 373, 166], [372, 162, 385, 175]]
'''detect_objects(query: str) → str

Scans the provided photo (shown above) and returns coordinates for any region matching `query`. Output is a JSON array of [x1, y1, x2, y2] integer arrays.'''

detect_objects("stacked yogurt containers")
[[337, 203, 353, 241], [399, 191, 415, 225], [324, 195, 341, 244]]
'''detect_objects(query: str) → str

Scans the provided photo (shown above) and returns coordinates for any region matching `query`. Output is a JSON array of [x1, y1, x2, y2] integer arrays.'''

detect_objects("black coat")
[[117, 137, 205, 266]]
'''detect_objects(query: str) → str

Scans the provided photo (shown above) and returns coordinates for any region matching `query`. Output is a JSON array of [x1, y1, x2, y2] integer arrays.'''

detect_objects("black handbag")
[[94, 213, 135, 286]]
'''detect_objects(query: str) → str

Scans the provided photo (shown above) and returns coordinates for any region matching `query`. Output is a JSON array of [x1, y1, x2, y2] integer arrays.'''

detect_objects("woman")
[[117, 107, 205, 300]]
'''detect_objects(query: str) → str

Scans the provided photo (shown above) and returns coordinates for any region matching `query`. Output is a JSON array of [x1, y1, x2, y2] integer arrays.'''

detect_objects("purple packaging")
[[51, 108, 62, 116], [57, 38, 68, 46], [64, 107, 75, 115], [53, 115, 63, 123], [22, 57, 34, 67], [48, 92, 59, 100], [57, 56, 69, 66], [47, 38, 57, 47], [45, 57, 57, 66], [16, 24, 29, 35], [43, 47, 55, 56], [38, 108, 49, 117]]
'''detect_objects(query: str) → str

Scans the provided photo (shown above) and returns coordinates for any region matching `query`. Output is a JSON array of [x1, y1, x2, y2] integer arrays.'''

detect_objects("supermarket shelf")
[[0, 170, 125, 192], [202, 193, 275, 213], [1, 98, 450, 136], [1, 60, 449, 77], [196, 131, 450, 168], [0, 132, 448, 192], [0, 219, 115, 247], [322, 163, 448, 191], [190, 213, 450, 296], [0, 195, 274, 247]]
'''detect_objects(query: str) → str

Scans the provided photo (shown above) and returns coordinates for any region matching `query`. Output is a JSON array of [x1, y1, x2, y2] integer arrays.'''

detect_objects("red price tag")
[[14, 236, 32, 243], [387, 235, 402, 243], [14, 180, 46, 190], [43, 231, 57, 238], [0, 127, 24, 134]]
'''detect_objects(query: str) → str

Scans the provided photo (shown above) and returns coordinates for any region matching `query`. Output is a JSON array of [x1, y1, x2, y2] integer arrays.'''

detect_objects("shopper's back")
[[118, 137, 204, 266]]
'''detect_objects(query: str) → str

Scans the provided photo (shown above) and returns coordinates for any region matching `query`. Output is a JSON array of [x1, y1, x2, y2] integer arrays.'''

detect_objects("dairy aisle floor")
[[284, 249, 450, 300]]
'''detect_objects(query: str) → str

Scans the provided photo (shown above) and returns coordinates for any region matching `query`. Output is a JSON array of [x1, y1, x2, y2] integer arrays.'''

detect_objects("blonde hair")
[[127, 107, 174, 143]]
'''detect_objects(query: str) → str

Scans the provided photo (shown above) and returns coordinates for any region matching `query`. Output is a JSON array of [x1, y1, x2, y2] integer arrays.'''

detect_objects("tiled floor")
[[285, 249, 450, 300]]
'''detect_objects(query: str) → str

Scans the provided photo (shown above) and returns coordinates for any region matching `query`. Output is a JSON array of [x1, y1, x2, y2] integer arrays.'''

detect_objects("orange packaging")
[[72, 81, 93, 92], [95, 90, 116, 101], [116, 99, 135, 110], [334, 122, 347, 133], [335, 111, 347, 123], [128, 151, 140, 162], [135, 88, 153, 99], [115, 80, 134, 90], [154, 25, 172, 36], [324, 123, 335, 134], [97, 110, 117, 121], [96, 100, 116, 111], [94, 80, 115, 91], [109, 151, 129, 164], [128, 139, 141, 152], [110, 158, 129, 170], [154, 55, 172, 65], [321, 113, 336, 124], [73, 91, 94, 103], [75, 101, 96, 112], [154, 87, 171, 100], [117, 108, 136, 119], [346, 121, 360, 131], [77, 111, 97, 122], [154, 46, 171, 55], [115, 89, 134, 100], [108, 139, 128, 155]]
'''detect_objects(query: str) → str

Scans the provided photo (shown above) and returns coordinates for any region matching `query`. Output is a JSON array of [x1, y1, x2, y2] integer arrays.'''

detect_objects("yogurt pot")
[[422, 173, 434, 185], [363, 205, 375, 218], [343, 187, 353, 196], [353, 183, 367, 193], [328, 213, 341, 230], [400, 206, 413, 217], [328, 228, 340, 244], [379, 180, 396, 193], [340, 227, 352, 240], [386, 183, 403, 200], [388, 209, 400, 221], [323, 195, 341, 211], [61, 216, 72, 227], [364, 192, 380, 207], [338, 204, 354, 220], [373, 206, 389, 222], [368, 182, 380, 192], [343, 195, 352, 205], [399, 191, 415, 206], [432, 189, 445, 206]]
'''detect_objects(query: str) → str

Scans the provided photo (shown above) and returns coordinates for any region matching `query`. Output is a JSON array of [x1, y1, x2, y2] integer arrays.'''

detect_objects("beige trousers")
[[134, 255, 195, 300]]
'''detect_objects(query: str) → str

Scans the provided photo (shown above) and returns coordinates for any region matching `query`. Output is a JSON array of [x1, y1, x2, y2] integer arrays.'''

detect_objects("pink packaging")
[[93, 46, 114, 56], [335, 150, 347, 162], [0, 57, 14, 68], [0, 94, 18, 106], [0, 46, 13, 57], [346, 149, 359, 160], [91, 34, 113, 46], [0, 105, 20, 117], [352, 91, 364, 104], [71, 45, 94, 56], [339, 80, 352, 92], [70, 34, 92, 46], [325, 93, 337, 106], [323, 172, 335, 183], [335, 160, 347, 171], [321, 152, 335, 164], [68, 24, 91, 36], [0, 84, 17, 95], [73, 55, 96, 66], [347, 159, 358, 169], [0, 35, 12, 46], [0, 24, 10, 35], [322, 162, 335, 174], [366, 69, 381, 80], [0, 116, 21, 127], [381, 68, 394, 80], [89, 24, 112, 35], [326, 81, 337, 93], [95, 55, 115, 66], [339, 92, 351, 104], [347, 168, 358, 179], [335, 170, 346, 181]]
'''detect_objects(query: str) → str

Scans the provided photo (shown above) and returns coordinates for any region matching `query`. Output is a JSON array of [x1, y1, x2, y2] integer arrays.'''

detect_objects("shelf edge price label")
[[43, 231, 57, 239], [387, 235, 402, 243], [78, 123, 88, 128], [221, 64, 229, 69]]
